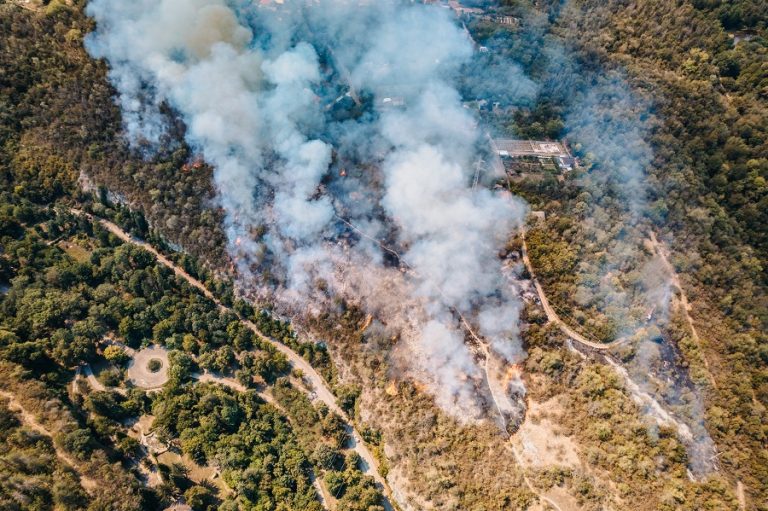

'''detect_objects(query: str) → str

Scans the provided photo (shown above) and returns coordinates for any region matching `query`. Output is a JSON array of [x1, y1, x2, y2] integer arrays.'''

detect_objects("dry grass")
[[156, 451, 232, 496], [58, 240, 91, 263], [511, 398, 580, 470]]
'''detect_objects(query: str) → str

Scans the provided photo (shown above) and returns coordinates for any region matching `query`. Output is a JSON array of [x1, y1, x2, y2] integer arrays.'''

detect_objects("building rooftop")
[[493, 139, 570, 158]]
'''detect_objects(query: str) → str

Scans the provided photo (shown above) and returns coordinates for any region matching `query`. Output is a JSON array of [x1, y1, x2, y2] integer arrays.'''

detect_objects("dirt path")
[[113, 345, 330, 508], [81, 364, 106, 391], [736, 480, 746, 510], [310, 469, 333, 510], [193, 371, 248, 393], [9, 0, 41, 13], [524, 227, 714, 385], [520, 231, 626, 351], [0, 390, 99, 493], [69, 209, 395, 510], [504, 400, 580, 511], [506, 443, 568, 511], [454, 267, 572, 511], [648, 232, 717, 388], [73, 363, 130, 396], [340, 215, 573, 509], [190, 371, 334, 509]]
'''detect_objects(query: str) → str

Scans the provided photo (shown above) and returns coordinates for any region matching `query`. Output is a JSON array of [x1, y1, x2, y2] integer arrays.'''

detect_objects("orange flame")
[[504, 364, 523, 385]]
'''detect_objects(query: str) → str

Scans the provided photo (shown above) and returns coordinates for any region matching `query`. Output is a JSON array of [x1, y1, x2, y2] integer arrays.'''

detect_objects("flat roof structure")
[[493, 139, 570, 158]]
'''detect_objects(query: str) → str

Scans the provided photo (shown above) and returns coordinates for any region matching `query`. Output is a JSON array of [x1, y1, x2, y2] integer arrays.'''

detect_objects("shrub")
[[147, 358, 163, 373]]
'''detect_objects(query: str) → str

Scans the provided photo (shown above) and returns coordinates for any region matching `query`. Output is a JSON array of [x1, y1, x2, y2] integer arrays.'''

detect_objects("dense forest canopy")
[[475, 0, 767, 506], [0, 0, 766, 510]]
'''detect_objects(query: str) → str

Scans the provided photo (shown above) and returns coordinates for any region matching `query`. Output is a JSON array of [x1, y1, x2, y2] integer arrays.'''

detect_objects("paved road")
[[70, 209, 395, 510], [520, 231, 626, 351]]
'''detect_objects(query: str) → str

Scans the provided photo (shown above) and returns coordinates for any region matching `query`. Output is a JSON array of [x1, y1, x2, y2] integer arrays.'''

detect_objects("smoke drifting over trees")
[[85, 0, 531, 418], [84, 0, 719, 474]]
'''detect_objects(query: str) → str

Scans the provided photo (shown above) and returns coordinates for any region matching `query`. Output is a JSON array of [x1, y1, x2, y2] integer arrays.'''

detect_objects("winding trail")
[[69, 209, 395, 511], [648, 232, 717, 388], [522, 228, 726, 482], [81, 364, 105, 391], [340, 214, 566, 509], [191, 371, 332, 509], [0, 390, 99, 493], [520, 230, 627, 351], [736, 480, 746, 510], [95, 341, 330, 508], [506, 443, 566, 511]]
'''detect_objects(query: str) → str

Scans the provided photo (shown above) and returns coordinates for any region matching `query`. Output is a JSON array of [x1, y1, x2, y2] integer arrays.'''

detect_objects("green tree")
[[184, 485, 213, 510], [312, 443, 343, 470], [104, 344, 130, 365]]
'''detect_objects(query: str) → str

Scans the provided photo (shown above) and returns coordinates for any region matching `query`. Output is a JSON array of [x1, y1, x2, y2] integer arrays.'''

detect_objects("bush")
[[118, 435, 141, 458], [334, 384, 361, 416], [312, 443, 343, 470], [147, 358, 163, 373], [97, 367, 123, 387], [60, 429, 95, 460], [184, 485, 213, 510], [103, 345, 130, 366], [325, 470, 347, 497]]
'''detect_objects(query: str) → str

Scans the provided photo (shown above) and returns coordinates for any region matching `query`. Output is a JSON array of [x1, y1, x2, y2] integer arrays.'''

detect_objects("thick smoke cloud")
[[85, 0, 533, 419]]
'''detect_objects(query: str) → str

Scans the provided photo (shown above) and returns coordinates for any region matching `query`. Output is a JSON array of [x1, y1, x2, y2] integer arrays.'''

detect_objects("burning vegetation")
[[86, 0, 531, 423]]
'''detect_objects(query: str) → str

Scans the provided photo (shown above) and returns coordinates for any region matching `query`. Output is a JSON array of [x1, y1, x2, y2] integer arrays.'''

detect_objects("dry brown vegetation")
[[0, 1, 765, 510]]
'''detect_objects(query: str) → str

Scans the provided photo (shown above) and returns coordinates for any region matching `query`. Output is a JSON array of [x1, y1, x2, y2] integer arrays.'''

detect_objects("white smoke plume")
[[85, 0, 534, 419], [563, 71, 717, 474], [565, 75, 655, 221]]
